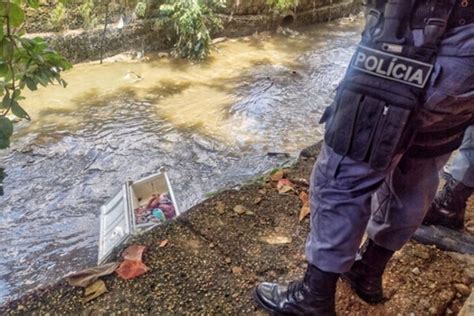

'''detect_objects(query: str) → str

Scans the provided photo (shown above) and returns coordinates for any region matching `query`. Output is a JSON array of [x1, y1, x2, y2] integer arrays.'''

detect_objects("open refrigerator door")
[[98, 169, 179, 265]]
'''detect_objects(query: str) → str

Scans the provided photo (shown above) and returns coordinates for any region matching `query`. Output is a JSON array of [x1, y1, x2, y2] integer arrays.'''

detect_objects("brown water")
[[0, 17, 363, 301]]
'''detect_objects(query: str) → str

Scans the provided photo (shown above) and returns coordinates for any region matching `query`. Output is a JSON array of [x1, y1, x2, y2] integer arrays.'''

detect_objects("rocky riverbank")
[[1, 142, 473, 315]]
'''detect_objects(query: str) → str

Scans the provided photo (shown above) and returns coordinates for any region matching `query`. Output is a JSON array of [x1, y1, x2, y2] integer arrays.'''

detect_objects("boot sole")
[[340, 274, 384, 304]]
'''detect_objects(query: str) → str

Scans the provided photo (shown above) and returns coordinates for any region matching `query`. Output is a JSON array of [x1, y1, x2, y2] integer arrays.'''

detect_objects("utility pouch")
[[323, 84, 413, 170], [322, 0, 455, 170]]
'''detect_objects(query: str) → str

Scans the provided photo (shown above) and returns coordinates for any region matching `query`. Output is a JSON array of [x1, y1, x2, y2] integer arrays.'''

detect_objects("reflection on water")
[[0, 17, 363, 301]]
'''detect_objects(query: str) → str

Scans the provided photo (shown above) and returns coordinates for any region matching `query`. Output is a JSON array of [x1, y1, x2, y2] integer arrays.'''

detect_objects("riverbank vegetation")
[[0, 1, 71, 150]]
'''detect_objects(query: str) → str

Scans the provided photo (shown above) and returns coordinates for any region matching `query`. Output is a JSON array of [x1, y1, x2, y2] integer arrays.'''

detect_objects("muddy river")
[[0, 17, 363, 301]]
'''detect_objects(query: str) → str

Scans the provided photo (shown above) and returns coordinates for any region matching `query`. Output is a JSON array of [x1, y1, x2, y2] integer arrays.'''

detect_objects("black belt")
[[412, 0, 474, 29], [448, 0, 474, 28]]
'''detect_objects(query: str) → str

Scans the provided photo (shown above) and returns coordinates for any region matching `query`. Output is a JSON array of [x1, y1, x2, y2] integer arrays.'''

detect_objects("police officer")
[[254, 0, 474, 314], [424, 125, 473, 229]]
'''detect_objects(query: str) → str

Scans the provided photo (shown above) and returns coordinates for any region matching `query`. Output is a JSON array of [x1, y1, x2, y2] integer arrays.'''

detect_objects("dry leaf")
[[83, 280, 107, 303], [159, 239, 169, 248], [66, 262, 119, 288], [270, 170, 284, 182], [299, 205, 310, 222], [299, 191, 309, 205], [277, 179, 294, 194]]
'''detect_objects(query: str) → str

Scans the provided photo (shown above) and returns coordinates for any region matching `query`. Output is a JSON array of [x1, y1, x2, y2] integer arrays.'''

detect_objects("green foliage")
[[267, 0, 299, 12], [79, 0, 97, 29], [134, 0, 148, 18], [1, 1, 71, 149], [158, 0, 225, 59], [49, 2, 66, 30]]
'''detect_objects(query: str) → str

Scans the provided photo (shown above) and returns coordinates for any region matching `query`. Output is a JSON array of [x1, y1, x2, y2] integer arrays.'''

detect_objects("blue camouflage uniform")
[[305, 24, 474, 273]]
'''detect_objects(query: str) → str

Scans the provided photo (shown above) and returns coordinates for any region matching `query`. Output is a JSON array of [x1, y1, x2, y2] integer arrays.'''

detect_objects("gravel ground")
[[1, 143, 472, 315]]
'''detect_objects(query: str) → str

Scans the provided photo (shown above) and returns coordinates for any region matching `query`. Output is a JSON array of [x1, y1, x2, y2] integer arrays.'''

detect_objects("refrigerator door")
[[98, 185, 132, 265]]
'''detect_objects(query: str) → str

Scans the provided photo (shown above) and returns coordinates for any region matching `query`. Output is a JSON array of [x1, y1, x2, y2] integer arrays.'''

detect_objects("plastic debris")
[[116, 259, 150, 280], [116, 244, 150, 280], [66, 262, 120, 288], [83, 280, 108, 303], [152, 209, 166, 221], [121, 245, 146, 262]]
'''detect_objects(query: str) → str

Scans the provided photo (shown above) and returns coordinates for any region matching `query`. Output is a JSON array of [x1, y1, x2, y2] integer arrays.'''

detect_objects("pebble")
[[428, 307, 437, 314], [225, 257, 232, 264], [412, 267, 421, 275], [232, 267, 243, 274], [414, 251, 430, 260], [233, 205, 248, 215], [419, 298, 430, 308], [216, 202, 226, 214]]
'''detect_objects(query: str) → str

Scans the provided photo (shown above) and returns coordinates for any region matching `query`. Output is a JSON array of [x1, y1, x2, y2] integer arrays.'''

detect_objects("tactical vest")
[[322, 0, 463, 170]]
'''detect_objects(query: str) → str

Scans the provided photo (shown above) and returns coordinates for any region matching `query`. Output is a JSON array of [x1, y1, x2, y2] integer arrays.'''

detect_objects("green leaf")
[[1, 93, 10, 109], [0, 116, 13, 138], [0, 135, 10, 149], [24, 77, 37, 91], [10, 100, 30, 120], [12, 89, 20, 99], [0, 20, 4, 41], [0, 116, 13, 149], [8, 3, 24, 27], [0, 61, 8, 76], [1, 39, 14, 60], [27, 0, 40, 9]]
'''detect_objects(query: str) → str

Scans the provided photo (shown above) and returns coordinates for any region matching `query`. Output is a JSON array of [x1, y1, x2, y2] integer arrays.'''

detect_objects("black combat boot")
[[254, 264, 339, 315], [341, 239, 394, 304], [423, 177, 473, 230]]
